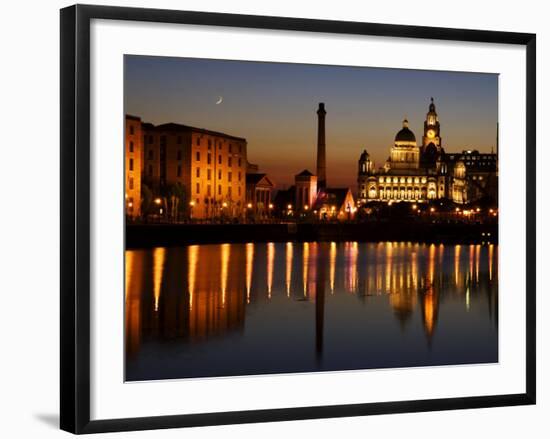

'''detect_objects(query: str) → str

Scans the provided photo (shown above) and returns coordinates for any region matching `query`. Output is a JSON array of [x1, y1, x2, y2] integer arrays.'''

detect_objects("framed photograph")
[[60, 4, 536, 434]]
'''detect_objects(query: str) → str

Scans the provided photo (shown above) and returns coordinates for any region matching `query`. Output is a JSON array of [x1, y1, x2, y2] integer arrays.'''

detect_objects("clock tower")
[[422, 97, 442, 152]]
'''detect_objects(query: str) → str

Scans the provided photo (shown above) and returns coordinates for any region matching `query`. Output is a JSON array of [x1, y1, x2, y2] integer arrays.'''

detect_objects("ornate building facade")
[[357, 98, 498, 205]]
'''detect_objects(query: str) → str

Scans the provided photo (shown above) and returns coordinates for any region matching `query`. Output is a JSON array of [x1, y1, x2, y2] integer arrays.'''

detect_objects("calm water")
[[125, 242, 498, 381]]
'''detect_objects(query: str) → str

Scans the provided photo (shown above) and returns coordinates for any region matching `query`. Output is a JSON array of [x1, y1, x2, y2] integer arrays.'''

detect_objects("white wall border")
[[90, 18, 526, 421]]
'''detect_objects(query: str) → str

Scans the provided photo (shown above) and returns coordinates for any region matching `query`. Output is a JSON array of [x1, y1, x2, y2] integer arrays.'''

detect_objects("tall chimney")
[[316, 103, 327, 189]]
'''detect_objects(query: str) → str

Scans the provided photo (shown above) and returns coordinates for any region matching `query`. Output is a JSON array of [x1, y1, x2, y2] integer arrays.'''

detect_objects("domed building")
[[388, 119, 421, 170], [356, 98, 498, 205]]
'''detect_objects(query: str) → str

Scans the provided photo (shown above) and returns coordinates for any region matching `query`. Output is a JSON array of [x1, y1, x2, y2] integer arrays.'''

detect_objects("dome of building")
[[394, 119, 416, 143]]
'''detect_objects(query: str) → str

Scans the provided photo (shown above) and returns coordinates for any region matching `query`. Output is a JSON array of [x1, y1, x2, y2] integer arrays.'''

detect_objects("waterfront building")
[[295, 169, 318, 210], [245, 173, 275, 218], [133, 117, 248, 219], [450, 150, 498, 204], [356, 98, 498, 205], [313, 188, 356, 220], [125, 115, 143, 218]]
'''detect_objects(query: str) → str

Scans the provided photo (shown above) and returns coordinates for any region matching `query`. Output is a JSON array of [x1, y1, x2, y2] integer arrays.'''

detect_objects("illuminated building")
[[295, 169, 318, 210], [245, 173, 275, 218], [125, 115, 143, 218], [357, 98, 498, 205], [131, 116, 248, 219], [450, 150, 498, 204]]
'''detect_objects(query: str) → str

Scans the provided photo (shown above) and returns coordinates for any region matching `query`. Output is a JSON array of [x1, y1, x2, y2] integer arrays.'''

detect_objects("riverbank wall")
[[126, 221, 498, 249]]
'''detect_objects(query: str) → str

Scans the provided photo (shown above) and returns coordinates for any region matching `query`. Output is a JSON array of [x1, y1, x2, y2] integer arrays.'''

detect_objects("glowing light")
[[330, 242, 337, 293], [287, 204, 293, 210], [475, 244, 481, 281], [349, 242, 358, 293], [245, 243, 254, 303], [454, 245, 461, 286], [125, 250, 134, 300], [269, 203, 274, 209], [154, 198, 162, 205], [304, 205, 309, 210], [303, 242, 310, 296], [267, 242, 275, 298], [222, 202, 227, 208], [247, 203, 252, 209], [423, 289, 435, 336], [153, 247, 166, 312], [385, 242, 393, 292], [128, 202, 133, 208], [189, 200, 195, 207], [430, 207, 435, 213], [285, 242, 293, 297], [412, 204, 417, 210], [469, 244, 475, 281], [489, 244, 494, 281], [220, 243, 230, 307], [428, 244, 435, 284], [187, 245, 198, 310]]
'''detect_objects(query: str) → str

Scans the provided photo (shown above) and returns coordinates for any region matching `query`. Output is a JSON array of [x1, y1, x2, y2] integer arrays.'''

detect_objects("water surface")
[[125, 242, 498, 381]]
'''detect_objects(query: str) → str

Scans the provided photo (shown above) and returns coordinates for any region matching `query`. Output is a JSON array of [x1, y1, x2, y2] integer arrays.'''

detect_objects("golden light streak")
[[348, 242, 358, 293], [285, 242, 293, 297], [428, 244, 435, 285], [220, 243, 230, 307], [385, 242, 393, 293], [246, 243, 254, 304], [329, 242, 337, 293], [308, 243, 318, 299], [125, 250, 134, 300], [267, 242, 275, 298], [303, 242, 310, 297], [423, 289, 435, 336], [475, 244, 481, 282], [187, 245, 198, 310], [469, 244, 475, 282], [489, 244, 494, 281], [152, 247, 166, 312], [454, 245, 461, 286]]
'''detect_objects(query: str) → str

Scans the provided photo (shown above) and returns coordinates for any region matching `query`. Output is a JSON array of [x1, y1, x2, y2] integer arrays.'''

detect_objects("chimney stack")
[[316, 103, 327, 189]]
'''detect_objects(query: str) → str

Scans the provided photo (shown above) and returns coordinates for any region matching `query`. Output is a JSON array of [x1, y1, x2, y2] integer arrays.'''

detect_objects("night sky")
[[125, 55, 498, 188]]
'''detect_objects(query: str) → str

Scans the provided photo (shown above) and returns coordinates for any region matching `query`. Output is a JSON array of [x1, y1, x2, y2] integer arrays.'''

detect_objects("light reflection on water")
[[125, 242, 498, 381]]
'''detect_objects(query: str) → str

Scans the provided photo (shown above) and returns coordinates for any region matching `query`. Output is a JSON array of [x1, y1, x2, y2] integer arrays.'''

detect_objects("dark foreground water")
[[125, 242, 498, 381]]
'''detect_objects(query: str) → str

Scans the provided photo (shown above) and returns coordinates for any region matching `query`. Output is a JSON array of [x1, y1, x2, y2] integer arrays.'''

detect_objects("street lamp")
[[189, 200, 195, 220]]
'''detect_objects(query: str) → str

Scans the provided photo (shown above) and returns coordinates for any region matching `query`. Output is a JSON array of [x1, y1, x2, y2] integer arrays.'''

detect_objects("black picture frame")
[[60, 4, 536, 434]]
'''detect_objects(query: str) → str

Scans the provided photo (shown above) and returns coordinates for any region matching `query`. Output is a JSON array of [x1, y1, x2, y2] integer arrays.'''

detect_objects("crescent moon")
[[216, 96, 223, 105]]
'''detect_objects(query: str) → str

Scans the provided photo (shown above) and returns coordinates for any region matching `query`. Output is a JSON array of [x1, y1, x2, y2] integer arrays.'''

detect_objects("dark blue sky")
[[125, 55, 498, 188]]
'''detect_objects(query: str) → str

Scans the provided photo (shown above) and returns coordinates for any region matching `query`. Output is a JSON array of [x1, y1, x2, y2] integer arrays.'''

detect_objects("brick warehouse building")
[[125, 115, 248, 220]]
